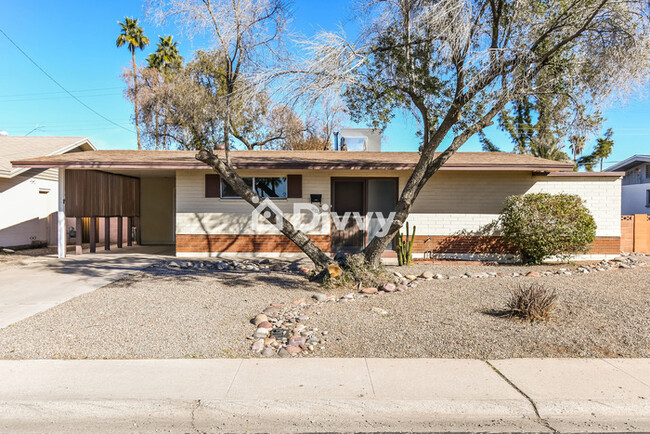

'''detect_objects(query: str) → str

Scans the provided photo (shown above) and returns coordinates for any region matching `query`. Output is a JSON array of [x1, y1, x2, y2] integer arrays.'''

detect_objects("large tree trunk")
[[132, 51, 141, 150], [362, 114, 459, 267], [195, 148, 334, 271]]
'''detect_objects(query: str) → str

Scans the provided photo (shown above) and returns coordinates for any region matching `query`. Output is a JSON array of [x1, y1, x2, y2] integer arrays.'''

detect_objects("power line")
[[0, 27, 134, 134], [0, 86, 123, 98]]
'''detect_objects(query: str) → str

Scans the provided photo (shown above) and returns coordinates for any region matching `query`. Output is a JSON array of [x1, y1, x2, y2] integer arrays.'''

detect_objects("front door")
[[331, 179, 365, 253]]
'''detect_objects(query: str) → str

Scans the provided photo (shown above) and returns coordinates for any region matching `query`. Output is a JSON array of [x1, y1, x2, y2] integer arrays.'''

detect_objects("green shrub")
[[506, 283, 558, 322], [500, 193, 596, 264]]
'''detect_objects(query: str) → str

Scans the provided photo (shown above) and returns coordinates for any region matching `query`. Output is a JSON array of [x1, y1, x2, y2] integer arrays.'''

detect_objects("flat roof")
[[12, 149, 577, 172]]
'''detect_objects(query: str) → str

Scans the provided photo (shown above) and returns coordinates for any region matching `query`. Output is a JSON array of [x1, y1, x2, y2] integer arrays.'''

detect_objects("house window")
[[255, 177, 287, 198], [647, 190, 650, 207], [220, 177, 288, 199], [220, 177, 253, 198], [646, 164, 650, 180]]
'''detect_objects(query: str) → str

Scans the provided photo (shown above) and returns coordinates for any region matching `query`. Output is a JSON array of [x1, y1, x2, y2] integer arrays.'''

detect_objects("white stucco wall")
[[0, 170, 58, 247]]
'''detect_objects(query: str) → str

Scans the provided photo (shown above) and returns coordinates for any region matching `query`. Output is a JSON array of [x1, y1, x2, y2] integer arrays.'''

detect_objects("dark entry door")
[[331, 179, 365, 252]]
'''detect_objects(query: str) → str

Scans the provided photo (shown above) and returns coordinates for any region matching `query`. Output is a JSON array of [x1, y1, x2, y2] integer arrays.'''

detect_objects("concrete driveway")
[[0, 246, 173, 329]]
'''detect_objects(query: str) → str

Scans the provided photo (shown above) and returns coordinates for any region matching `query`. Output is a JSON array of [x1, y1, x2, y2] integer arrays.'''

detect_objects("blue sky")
[[1, 0, 648, 167]]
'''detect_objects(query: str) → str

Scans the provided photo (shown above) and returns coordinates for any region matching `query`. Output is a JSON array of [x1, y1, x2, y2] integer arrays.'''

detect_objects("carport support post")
[[104, 217, 110, 251], [127, 216, 133, 246], [57, 168, 66, 258], [75, 218, 82, 255], [117, 217, 123, 249], [90, 218, 96, 253]]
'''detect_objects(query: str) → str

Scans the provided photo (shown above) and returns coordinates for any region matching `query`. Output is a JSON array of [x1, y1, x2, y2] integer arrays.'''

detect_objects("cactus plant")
[[396, 222, 416, 266]]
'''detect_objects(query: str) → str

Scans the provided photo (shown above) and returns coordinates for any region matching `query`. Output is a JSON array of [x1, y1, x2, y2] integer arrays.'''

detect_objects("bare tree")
[[147, 0, 338, 269], [283, 0, 650, 267], [149, 0, 650, 271]]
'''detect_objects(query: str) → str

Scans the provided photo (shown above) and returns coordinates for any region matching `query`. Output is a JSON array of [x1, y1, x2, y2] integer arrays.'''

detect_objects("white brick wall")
[[528, 176, 621, 237], [175, 169, 621, 238]]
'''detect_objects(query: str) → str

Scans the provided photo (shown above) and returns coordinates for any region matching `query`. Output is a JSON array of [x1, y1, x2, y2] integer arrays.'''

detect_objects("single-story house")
[[606, 154, 650, 214], [0, 136, 95, 248], [11, 148, 624, 261]]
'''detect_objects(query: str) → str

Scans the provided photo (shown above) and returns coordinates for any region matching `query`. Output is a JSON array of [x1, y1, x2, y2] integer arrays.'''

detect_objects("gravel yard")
[[0, 257, 648, 359]]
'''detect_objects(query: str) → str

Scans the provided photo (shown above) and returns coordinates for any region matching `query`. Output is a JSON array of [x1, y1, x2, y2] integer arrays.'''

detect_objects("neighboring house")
[[606, 155, 650, 215], [12, 146, 623, 260], [0, 136, 96, 248]]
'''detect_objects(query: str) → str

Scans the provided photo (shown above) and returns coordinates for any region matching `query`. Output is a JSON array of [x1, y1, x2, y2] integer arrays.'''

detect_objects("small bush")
[[500, 193, 596, 264], [506, 283, 558, 322]]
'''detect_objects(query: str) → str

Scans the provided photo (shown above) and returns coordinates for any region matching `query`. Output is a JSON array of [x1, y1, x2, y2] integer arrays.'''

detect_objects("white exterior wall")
[[621, 183, 650, 215], [527, 176, 621, 237], [176, 169, 405, 236], [176, 169, 621, 240], [0, 170, 59, 247]]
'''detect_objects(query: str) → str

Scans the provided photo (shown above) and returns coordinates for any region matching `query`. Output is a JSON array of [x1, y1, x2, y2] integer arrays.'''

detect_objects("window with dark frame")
[[207, 175, 299, 199], [255, 177, 287, 198], [220, 177, 253, 198], [647, 189, 650, 207]]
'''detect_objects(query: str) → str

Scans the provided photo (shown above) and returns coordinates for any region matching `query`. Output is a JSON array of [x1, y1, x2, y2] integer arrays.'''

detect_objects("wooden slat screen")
[[65, 170, 140, 217]]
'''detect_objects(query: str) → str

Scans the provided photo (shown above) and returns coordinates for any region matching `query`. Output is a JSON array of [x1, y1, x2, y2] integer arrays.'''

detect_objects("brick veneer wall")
[[176, 233, 620, 255], [176, 234, 331, 254], [410, 235, 620, 255]]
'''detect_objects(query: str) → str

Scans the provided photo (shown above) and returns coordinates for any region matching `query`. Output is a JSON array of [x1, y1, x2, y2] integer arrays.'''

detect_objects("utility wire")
[[0, 86, 123, 98], [0, 27, 134, 133]]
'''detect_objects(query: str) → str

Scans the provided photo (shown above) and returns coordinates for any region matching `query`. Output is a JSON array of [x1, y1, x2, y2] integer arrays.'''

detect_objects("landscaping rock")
[[420, 271, 434, 279], [2, 248, 15, 254], [380, 283, 396, 292], [261, 347, 275, 357], [288, 336, 306, 347], [251, 339, 264, 353], [278, 348, 291, 358], [312, 293, 327, 302], [285, 345, 301, 354], [405, 274, 417, 280], [396, 284, 407, 292], [526, 271, 541, 277], [253, 314, 268, 326], [253, 328, 270, 338], [257, 321, 273, 329], [360, 287, 378, 294]]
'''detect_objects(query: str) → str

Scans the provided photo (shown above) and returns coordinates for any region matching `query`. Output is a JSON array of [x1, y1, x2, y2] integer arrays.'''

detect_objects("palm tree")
[[593, 128, 614, 171], [147, 36, 183, 71], [568, 135, 586, 168], [146, 36, 183, 150], [117, 17, 150, 150]]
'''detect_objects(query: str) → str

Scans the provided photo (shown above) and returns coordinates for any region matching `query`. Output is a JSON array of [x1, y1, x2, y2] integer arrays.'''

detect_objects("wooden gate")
[[621, 214, 650, 253]]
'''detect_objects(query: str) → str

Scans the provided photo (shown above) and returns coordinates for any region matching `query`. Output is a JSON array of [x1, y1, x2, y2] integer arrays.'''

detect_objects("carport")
[[58, 168, 176, 258]]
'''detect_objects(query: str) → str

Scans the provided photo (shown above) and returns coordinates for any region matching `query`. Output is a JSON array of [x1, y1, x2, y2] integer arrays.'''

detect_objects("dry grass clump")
[[506, 283, 558, 322], [323, 254, 393, 289]]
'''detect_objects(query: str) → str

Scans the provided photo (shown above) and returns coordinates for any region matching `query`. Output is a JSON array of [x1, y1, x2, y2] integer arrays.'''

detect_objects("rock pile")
[[249, 293, 342, 357], [391, 256, 644, 281], [163, 258, 311, 275]]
